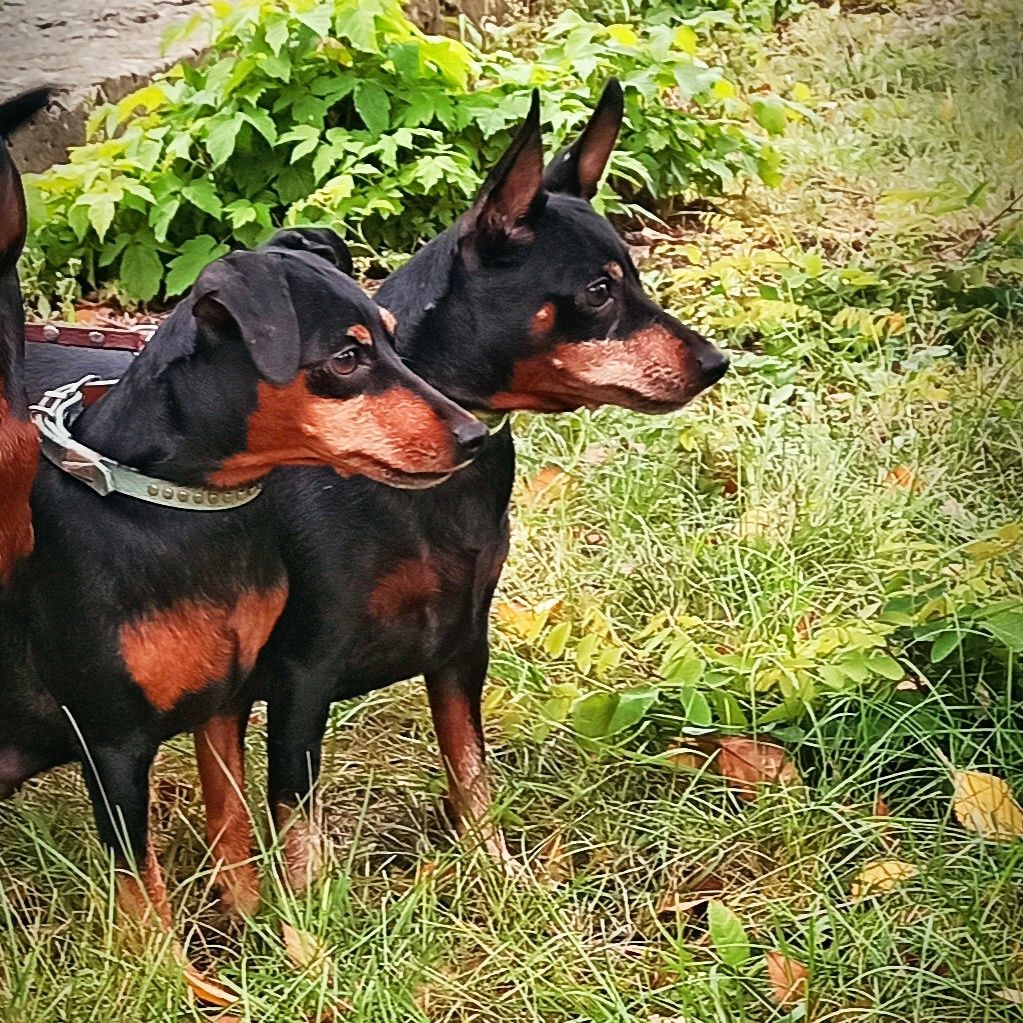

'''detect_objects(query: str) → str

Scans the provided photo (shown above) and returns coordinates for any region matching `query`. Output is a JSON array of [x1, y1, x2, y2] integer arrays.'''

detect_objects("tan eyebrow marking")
[[347, 323, 373, 346], [606, 261, 624, 280]]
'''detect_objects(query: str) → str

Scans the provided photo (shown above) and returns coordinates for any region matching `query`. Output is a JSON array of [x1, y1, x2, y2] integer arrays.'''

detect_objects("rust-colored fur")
[[210, 376, 457, 487], [119, 587, 288, 712]]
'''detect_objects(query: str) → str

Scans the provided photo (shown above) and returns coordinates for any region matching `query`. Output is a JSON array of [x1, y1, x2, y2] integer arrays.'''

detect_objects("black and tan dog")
[[0, 89, 485, 948], [196, 82, 729, 903], [26, 82, 728, 912]]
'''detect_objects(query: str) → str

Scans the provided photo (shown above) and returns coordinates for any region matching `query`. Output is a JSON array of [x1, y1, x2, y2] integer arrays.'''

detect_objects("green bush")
[[23, 0, 779, 306]]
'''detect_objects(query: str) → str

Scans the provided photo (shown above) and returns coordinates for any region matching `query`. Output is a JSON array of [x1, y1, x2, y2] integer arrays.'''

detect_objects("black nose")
[[453, 417, 488, 462], [698, 347, 730, 385]]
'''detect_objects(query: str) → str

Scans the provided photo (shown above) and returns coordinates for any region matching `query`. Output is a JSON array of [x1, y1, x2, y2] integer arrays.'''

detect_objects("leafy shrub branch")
[[24, 0, 782, 305]]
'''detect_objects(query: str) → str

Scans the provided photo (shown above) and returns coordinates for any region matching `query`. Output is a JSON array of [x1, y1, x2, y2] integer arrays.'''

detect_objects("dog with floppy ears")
[[0, 88, 487, 960], [26, 82, 729, 914]]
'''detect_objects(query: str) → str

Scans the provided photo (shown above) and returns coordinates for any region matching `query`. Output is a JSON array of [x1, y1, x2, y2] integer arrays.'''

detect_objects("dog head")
[[380, 81, 728, 415]]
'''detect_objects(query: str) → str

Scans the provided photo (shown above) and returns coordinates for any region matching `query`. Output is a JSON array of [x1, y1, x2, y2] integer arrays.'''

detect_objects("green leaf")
[[149, 197, 180, 244], [391, 43, 421, 81], [261, 51, 292, 81], [752, 95, 788, 136], [335, 4, 379, 52], [572, 692, 617, 739], [295, 5, 333, 37], [165, 235, 230, 297], [930, 631, 962, 663], [287, 124, 322, 161], [354, 80, 391, 135], [544, 621, 572, 659], [984, 611, 1023, 651], [119, 242, 163, 302], [182, 179, 223, 218], [608, 687, 658, 733], [710, 690, 748, 729], [865, 653, 904, 680], [205, 116, 243, 167], [708, 900, 750, 967], [87, 196, 116, 241], [571, 687, 658, 739], [678, 686, 712, 728], [243, 107, 278, 145], [265, 18, 290, 56]]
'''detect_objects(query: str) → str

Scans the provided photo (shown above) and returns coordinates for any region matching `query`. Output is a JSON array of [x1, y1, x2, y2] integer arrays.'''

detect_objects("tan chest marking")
[[119, 586, 288, 712]]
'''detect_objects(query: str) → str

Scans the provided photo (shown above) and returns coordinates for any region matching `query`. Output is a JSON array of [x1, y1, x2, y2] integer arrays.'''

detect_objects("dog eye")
[[584, 279, 612, 308], [329, 347, 360, 376]]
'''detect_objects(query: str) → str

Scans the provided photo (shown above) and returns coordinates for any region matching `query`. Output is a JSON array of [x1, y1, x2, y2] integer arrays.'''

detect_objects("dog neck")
[[375, 226, 493, 416], [70, 306, 262, 490]]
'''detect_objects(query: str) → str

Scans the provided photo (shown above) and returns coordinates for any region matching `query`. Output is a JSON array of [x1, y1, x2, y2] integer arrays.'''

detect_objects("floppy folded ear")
[[543, 79, 623, 200], [263, 226, 354, 276], [458, 91, 546, 265], [191, 252, 302, 387]]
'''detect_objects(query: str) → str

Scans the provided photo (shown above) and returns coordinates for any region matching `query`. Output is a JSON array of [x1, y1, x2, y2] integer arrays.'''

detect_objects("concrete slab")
[[0, 0, 509, 172], [1, 0, 208, 171]]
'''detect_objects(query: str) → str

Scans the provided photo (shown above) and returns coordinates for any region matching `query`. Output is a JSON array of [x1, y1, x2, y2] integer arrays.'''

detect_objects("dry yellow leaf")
[[493, 596, 561, 641], [539, 830, 573, 883], [765, 951, 808, 1008], [995, 989, 1023, 1005], [182, 964, 239, 1008], [665, 749, 706, 770], [952, 770, 1023, 841], [883, 465, 925, 493], [282, 922, 328, 969], [850, 859, 918, 900]]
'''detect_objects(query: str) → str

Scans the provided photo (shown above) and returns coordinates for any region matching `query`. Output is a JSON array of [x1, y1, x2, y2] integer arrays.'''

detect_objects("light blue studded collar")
[[31, 377, 263, 511]]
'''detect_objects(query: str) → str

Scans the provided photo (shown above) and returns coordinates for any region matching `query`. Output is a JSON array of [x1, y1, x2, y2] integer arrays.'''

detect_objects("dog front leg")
[[195, 711, 260, 917], [425, 639, 519, 875], [266, 683, 333, 892]]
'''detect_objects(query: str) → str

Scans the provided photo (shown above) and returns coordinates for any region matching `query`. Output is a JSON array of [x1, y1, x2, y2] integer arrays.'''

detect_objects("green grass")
[[2, 0, 1022, 1019]]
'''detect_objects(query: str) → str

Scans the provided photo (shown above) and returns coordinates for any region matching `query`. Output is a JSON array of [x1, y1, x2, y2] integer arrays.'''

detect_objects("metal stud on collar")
[[31, 377, 264, 512]]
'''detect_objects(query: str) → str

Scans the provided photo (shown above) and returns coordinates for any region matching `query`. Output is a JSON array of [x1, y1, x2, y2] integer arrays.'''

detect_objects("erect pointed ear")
[[262, 226, 354, 276], [543, 79, 623, 200], [458, 91, 546, 265], [191, 252, 301, 387]]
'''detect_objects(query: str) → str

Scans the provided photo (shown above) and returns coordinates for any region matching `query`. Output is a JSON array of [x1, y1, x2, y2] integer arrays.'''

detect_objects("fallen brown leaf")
[[656, 870, 724, 916], [883, 465, 925, 493], [665, 750, 706, 771], [520, 466, 571, 507], [415, 859, 457, 885], [766, 951, 808, 1008], [708, 736, 801, 802], [182, 964, 240, 1009], [995, 989, 1023, 1005], [539, 830, 573, 883], [952, 770, 1023, 841], [282, 923, 327, 969]]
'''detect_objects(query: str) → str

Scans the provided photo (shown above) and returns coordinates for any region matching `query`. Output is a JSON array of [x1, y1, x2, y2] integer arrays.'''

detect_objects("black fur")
[[26, 81, 729, 887], [3, 216, 483, 892], [240, 84, 729, 851]]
